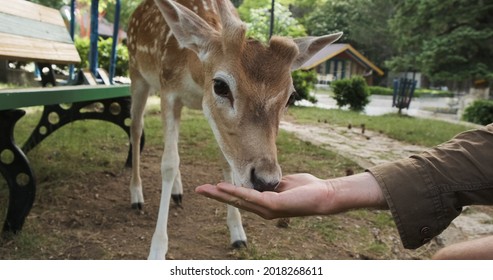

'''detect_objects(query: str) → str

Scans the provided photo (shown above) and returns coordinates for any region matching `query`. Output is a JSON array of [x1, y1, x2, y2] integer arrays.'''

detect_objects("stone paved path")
[[280, 121, 426, 168], [280, 120, 493, 247]]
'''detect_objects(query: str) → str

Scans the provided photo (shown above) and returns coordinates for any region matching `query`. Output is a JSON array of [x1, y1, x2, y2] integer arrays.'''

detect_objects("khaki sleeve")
[[367, 124, 493, 249]]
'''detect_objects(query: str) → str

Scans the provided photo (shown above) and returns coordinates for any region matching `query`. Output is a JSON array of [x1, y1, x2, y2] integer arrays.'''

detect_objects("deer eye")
[[213, 79, 231, 98]]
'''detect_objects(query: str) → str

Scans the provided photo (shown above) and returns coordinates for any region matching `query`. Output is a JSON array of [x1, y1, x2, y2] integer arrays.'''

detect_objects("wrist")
[[325, 172, 387, 214]]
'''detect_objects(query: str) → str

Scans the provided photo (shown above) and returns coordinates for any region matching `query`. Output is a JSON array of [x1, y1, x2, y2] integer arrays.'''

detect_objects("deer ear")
[[154, 0, 219, 60], [291, 32, 343, 71]]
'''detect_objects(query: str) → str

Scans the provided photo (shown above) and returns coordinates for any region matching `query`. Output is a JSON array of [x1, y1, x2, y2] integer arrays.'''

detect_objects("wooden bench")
[[0, 1, 140, 234]]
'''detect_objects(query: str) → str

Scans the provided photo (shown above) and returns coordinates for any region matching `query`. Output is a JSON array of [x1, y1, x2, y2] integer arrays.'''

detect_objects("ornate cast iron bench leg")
[[0, 110, 36, 233], [0, 97, 144, 233], [22, 96, 144, 167]]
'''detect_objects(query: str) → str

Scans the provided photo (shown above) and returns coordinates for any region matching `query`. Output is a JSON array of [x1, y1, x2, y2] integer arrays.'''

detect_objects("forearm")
[[323, 172, 388, 215]]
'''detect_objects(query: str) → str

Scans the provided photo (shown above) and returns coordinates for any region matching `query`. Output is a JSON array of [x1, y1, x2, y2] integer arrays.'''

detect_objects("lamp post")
[[269, 0, 275, 39]]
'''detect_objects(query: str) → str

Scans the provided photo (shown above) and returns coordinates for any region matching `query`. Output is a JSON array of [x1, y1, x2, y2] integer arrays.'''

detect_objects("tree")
[[238, 0, 271, 21], [105, 0, 143, 31], [388, 0, 493, 82], [303, 0, 356, 42], [348, 0, 397, 71], [230, 0, 244, 8], [287, 0, 320, 20], [245, 2, 306, 42]]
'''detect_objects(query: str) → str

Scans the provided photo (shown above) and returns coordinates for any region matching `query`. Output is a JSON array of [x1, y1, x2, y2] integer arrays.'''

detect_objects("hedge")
[[368, 86, 454, 98]]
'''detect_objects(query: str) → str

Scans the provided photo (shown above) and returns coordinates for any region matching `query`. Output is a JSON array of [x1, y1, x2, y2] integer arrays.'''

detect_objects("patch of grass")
[[287, 106, 475, 147], [307, 217, 341, 243], [365, 242, 388, 256], [13, 109, 128, 182], [0, 83, 29, 89], [347, 210, 394, 228], [234, 243, 283, 260], [277, 130, 361, 178], [0, 219, 68, 259]]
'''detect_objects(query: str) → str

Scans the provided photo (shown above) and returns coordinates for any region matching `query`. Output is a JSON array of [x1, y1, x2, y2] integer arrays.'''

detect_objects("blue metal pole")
[[109, 0, 121, 84], [89, 0, 99, 76], [269, 0, 275, 39], [69, 0, 76, 81]]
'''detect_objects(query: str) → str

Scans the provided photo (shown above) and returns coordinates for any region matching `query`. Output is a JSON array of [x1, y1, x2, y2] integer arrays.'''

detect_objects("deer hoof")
[[131, 202, 143, 210], [232, 240, 247, 249], [171, 194, 183, 206]]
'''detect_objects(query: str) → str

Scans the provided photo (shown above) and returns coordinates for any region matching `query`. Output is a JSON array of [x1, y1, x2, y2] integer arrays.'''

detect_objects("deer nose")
[[250, 168, 280, 192]]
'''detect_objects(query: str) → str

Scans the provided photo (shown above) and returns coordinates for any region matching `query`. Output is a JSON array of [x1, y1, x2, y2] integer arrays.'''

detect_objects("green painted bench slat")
[[0, 85, 130, 110]]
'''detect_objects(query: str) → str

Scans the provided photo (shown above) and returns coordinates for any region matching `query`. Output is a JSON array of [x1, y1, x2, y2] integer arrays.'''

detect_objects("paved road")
[[298, 93, 462, 123]]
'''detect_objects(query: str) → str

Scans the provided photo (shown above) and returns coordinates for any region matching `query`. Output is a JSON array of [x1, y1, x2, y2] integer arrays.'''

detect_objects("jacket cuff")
[[367, 158, 454, 249]]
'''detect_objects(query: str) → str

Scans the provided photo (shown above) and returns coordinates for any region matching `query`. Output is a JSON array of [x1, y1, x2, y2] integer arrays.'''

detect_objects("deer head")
[[155, 0, 341, 192]]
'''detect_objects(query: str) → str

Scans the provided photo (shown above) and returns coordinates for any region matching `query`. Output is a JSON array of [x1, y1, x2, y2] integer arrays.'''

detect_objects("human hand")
[[195, 172, 386, 220], [195, 173, 335, 219]]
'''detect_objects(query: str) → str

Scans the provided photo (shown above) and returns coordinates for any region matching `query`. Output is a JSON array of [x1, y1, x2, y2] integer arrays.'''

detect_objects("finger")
[[196, 184, 234, 202], [197, 184, 276, 219], [216, 183, 271, 207]]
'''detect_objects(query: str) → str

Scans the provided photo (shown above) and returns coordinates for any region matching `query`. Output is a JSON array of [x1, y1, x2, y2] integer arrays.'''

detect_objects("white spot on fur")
[[137, 45, 150, 53], [202, 0, 210, 11]]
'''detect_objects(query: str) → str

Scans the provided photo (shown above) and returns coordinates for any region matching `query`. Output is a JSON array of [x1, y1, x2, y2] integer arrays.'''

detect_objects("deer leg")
[[223, 168, 248, 248], [129, 71, 150, 210], [171, 169, 183, 206], [148, 97, 183, 260]]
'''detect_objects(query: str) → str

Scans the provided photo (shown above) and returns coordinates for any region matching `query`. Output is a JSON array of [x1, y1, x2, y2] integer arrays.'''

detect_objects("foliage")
[[74, 36, 129, 76], [301, 0, 395, 75], [76, 0, 116, 13], [245, 2, 306, 42], [462, 100, 493, 125], [98, 37, 129, 76], [414, 89, 454, 98], [346, 0, 396, 69], [105, 0, 143, 31], [230, 0, 244, 8], [368, 86, 454, 98], [387, 0, 493, 82], [303, 0, 355, 42], [331, 76, 370, 112], [238, 0, 270, 21], [292, 70, 318, 104], [74, 36, 90, 69], [368, 86, 393, 96]]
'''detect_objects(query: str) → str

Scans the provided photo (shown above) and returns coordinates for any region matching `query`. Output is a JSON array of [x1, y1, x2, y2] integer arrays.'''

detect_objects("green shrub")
[[369, 86, 393, 96], [292, 70, 318, 104], [74, 36, 90, 69], [332, 76, 370, 111], [462, 99, 493, 125], [98, 37, 129, 77], [74, 36, 129, 77], [414, 89, 454, 98], [368, 86, 454, 98]]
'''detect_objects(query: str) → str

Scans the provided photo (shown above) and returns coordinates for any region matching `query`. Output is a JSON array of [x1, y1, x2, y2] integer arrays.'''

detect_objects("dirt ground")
[[3, 107, 493, 260], [1, 140, 444, 260]]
